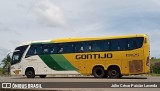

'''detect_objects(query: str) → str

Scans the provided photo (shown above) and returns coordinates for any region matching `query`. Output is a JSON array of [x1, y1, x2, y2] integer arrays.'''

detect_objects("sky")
[[0, 0, 160, 64]]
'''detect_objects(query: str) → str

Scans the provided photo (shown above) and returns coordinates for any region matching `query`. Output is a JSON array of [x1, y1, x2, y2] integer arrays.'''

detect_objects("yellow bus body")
[[51, 34, 150, 75]]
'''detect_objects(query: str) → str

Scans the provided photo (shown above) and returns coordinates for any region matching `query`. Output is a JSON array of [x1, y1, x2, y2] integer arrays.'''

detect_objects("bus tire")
[[108, 66, 121, 78], [25, 68, 35, 78], [39, 75, 46, 78], [92, 67, 105, 78]]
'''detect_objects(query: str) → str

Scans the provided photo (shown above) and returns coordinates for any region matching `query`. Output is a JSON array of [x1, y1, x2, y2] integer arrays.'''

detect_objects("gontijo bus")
[[10, 34, 150, 78]]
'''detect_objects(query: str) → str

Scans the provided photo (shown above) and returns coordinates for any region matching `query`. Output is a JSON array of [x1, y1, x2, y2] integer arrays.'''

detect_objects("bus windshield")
[[11, 45, 28, 65]]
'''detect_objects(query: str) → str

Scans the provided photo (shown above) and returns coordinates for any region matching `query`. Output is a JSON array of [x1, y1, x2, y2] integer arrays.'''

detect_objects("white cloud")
[[0, 0, 160, 58], [34, 0, 67, 28]]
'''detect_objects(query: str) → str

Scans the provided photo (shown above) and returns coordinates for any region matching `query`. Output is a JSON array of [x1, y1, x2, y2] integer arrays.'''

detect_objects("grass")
[[150, 73, 160, 76], [0, 68, 3, 75], [0, 68, 11, 76]]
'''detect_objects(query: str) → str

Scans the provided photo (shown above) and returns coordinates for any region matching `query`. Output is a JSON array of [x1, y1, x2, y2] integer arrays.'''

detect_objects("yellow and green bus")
[[10, 34, 150, 78]]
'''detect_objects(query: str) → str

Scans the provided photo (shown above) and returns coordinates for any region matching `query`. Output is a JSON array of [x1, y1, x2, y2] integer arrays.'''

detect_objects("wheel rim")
[[111, 70, 117, 76], [28, 71, 32, 76], [26, 69, 35, 78], [96, 69, 102, 76]]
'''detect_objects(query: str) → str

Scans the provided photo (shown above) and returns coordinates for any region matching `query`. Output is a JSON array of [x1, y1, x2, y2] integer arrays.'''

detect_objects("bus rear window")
[[135, 37, 144, 48], [127, 37, 144, 50]]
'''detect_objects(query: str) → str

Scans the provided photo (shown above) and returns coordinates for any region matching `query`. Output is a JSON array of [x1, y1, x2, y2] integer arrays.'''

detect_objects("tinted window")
[[57, 43, 74, 53], [127, 37, 144, 50], [42, 44, 51, 54], [111, 39, 119, 51], [75, 42, 91, 52], [110, 37, 144, 51], [12, 45, 28, 65], [23, 37, 144, 56], [50, 44, 57, 54], [111, 39, 128, 51], [82, 42, 91, 52], [135, 37, 144, 48], [92, 40, 110, 52], [127, 38, 136, 50], [75, 42, 82, 52], [26, 44, 42, 57], [118, 39, 127, 51]]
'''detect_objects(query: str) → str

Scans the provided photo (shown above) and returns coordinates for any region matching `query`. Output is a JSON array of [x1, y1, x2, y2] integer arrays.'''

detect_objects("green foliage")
[[150, 58, 160, 74], [150, 58, 160, 65], [1, 55, 11, 75], [151, 64, 160, 74], [0, 68, 3, 75]]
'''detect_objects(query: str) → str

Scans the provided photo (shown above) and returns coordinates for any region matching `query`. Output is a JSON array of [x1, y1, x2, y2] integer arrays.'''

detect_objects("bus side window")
[[111, 39, 119, 51], [63, 43, 74, 53], [50, 44, 57, 54], [128, 38, 135, 50], [80, 46, 84, 51], [89, 45, 91, 51], [57, 44, 63, 53], [75, 42, 91, 53], [92, 40, 110, 52], [92, 41, 100, 52], [59, 48, 63, 53], [42, 44, 50, 54], [75, 42, 82, 53], [118, 39, 127, 51], [26, 44, 42, 57], [111, 39, 128, 51], [104, 40, 110, 51], [82, 42, 91, 52], [72, 44, 76, 53], [56, 43, 74, 54]]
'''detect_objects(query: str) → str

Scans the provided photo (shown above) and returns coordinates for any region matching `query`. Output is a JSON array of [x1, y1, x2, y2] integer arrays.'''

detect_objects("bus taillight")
[[146, 56, 150, 66]]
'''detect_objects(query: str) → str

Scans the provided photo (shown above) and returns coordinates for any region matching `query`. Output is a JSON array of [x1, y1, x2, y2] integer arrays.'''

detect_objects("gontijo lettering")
[[76, 53, 113, 59]]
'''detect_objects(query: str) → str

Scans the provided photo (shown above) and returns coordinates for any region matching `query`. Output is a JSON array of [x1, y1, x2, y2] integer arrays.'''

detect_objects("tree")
[[151, 62, 160, 74], [1, 55, 11, 75], [151, 57, 156, 60]]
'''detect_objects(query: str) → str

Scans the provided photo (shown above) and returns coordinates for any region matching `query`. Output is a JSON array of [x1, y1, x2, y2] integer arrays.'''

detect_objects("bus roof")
[[51, 34, 148, 43], [18, 34, 148, 46]]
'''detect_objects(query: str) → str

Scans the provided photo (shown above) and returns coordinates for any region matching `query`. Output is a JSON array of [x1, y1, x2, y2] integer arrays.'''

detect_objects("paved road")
[[0, 75, 160, 82], [0, 75, 160, 91]]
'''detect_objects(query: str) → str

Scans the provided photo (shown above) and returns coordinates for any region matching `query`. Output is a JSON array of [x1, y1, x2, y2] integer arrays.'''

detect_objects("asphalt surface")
[[0, 75, 160, 91], [0, 75, 160, 82]]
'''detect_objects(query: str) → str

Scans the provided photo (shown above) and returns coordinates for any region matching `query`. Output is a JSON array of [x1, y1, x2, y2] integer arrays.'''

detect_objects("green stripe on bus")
[[50, 54, 78, 70], [39, 55, 65, 71]]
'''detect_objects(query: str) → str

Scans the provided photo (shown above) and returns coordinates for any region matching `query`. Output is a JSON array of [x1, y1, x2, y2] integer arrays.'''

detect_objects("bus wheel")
[[39, 75, 46, 78], [108, 66, 120, 78], [25, 68, 35, 78], [93, 67, 105, 78]]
